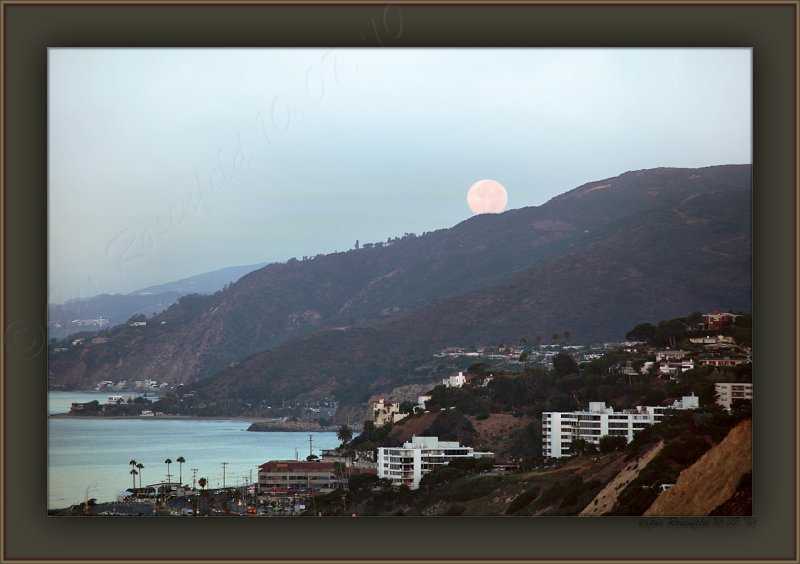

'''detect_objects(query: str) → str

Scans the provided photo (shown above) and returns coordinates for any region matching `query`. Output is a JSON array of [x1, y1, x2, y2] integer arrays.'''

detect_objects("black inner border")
[[3, 2, 796, 562]]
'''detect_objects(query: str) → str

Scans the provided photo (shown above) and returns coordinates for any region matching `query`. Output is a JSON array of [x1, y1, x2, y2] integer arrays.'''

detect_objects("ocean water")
[[48, 392, 339, 509]]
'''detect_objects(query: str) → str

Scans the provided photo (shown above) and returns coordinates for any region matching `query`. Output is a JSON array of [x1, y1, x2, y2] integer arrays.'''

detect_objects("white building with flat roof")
[[542, 396, 699, 459], [377, 436, 493, 489], [442, 372, 468, 388], [715, 382, 753, 411]]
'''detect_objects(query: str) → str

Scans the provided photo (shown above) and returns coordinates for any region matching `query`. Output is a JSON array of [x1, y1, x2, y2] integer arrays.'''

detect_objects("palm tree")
[[198, 477, 208, 515], [551, 332, 560, 345], [336, 424, 353, 445], [130, 468, 138, 490], [136, 463, 144, 489], [176, 456, 185, 486], [128, 459, 137, 489], [164, 458, 172, 483], [564, 330, 572, 346]]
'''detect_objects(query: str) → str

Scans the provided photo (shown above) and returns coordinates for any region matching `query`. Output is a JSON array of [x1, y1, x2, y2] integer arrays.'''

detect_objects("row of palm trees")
[[128, 456, 186, 491]]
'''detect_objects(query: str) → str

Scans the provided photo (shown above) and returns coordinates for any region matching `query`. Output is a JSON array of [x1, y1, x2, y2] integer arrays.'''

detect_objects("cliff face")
[[644, 419, 752, 516], [581, 441, 664, 516]]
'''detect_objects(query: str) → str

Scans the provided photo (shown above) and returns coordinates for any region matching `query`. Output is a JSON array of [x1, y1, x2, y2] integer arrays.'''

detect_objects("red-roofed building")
[[699, 311, 739, 331], [257, 460, 338, 492]]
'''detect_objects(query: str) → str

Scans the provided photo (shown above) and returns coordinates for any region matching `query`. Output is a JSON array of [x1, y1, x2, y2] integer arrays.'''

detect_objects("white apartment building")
[[542, 396, 698, 459], [377, 436, 493, 489], [715, 382, 753, 411]]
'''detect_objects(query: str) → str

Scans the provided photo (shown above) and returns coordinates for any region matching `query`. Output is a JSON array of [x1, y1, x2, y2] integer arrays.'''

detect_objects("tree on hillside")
[[553, 352, 579, 377], [686, 311, 703, 329], [534, 336, 542, 349], [599, 435, 627, 453], [468, 363, 490, 377], [655, 319, 686, 348], [626, 322, 656, 343], [569, 438, 589, 457]]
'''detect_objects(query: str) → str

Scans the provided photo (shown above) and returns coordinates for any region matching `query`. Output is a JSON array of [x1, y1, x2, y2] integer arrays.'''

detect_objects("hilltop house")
[[369, 399, 409, 427], [697, 311, 740, 331], [416, 395, 432, 413], [699, 356, 751, 368], [659, 359, 695, 379], [654, 350, 687, 362], [689, 335, 735, 345], [442, 372, 469, 388]]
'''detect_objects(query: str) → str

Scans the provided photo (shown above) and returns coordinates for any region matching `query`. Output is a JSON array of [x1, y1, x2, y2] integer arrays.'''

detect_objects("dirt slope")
[[644, 419, 752, 516], [580, 441, 665, 516]]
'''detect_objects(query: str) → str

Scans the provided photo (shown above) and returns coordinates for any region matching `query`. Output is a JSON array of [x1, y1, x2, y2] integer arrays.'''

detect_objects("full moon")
[[467, 179, 508, 214]]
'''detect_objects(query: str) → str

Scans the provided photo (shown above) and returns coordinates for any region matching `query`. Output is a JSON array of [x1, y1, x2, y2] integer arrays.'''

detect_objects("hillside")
[[47, 262, 267, 340], [308, 411, 751, 517], [644, 419, 752, 516], [49, 164, 751, 398], [196, 185, 750, 407]]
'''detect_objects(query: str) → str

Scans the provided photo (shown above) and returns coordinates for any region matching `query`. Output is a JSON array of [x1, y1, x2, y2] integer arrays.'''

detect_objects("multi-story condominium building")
[[377, 436, 493, 489], [257, 461, 339, 492], [715, 382, 753, 411], [542, 396, 698, 459]]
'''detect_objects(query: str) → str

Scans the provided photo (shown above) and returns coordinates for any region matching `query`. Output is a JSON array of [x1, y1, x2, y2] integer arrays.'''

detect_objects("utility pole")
[[191, 468, 198, 490], [221, 462, 228, 488], [308, 434, 314, 459]]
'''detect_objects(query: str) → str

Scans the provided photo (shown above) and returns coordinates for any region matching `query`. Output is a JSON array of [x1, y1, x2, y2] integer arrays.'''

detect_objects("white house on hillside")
[[442, 372, 468, 388], [370, 399, 409, 427]]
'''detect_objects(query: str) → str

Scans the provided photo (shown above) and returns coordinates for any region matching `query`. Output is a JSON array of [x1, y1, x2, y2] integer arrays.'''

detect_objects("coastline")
[[47, 413, 346, 432], [50, 413, 276, 424]]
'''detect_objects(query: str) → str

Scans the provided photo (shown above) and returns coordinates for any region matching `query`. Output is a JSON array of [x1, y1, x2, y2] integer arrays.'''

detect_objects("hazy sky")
[[49, 48, 751, 303]]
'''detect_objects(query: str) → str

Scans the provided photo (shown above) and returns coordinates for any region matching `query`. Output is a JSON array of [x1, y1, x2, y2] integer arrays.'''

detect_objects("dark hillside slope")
[[48, 164, 750, 391], [198, 186, 751, 407]]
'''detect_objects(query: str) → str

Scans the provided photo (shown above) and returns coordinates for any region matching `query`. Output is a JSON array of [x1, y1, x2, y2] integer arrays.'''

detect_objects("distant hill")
[[130, 262, 269, 296], [47, 262, 268, 340], [48, 165, 752, 403]]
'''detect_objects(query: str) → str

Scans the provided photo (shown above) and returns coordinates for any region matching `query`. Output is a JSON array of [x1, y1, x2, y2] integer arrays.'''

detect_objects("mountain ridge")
[[48, 164, 752, 404]]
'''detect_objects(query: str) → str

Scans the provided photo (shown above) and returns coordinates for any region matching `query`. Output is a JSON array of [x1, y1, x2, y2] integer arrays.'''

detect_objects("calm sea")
[[48, 392, 339, 509]]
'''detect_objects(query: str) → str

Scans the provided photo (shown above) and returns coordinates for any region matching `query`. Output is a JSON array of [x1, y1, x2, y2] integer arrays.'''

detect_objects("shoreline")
[[49, 413, 295, 425]]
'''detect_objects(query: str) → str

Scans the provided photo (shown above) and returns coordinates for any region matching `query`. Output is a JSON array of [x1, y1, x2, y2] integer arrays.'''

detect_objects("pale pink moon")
[[467, 179, 508, 214]]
